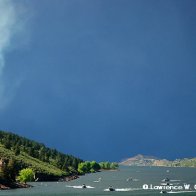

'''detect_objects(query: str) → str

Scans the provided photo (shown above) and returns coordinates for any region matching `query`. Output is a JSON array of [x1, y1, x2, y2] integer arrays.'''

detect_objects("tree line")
[[0, 130, 82, 173], [78, 161, 118, 174], [0, 130, 119, 185]]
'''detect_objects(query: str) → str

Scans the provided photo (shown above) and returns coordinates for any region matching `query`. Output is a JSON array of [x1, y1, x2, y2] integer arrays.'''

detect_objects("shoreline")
[[0, 182, 32, 190], [99, 169, 119, 172], [63, 175, 79, 182], [0, 175, 79, 190], [0, 169, 119, 190]]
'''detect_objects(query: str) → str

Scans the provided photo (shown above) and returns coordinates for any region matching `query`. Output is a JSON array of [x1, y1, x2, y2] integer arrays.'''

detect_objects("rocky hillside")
[[120, 154, 171, 166], [120, 154, 196, 167]]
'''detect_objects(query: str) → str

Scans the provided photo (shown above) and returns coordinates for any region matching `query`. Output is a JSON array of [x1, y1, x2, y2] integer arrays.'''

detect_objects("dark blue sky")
[[0, 0, 196, 161]]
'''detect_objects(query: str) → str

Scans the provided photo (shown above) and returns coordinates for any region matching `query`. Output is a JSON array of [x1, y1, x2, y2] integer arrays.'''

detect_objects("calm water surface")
[[1, 166, 196, 196]]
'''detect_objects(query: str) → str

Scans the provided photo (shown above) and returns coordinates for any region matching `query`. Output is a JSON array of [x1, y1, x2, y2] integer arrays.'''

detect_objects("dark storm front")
[[1, 0, 196, 163], [1, 166, 196, 195]]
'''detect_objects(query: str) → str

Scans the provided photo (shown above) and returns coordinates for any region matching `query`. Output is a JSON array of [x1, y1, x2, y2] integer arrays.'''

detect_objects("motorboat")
[[93, 177, 101, 182], [108, 186, 115, 191], [126, 177, 133, 181], [160, 190, 167, 194], [161, 182, 170, 186], [162, 178, 170, 182]]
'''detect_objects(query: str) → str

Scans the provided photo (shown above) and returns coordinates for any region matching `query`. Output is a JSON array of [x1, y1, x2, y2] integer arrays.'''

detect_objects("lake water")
[[1, 166, 196, 195]]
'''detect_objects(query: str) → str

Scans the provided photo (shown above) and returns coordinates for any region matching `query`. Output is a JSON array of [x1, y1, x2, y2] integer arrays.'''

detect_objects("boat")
[[162, 178, 170, 182], [108, 186, 115, 191], [126, 177, 133, 181], [93, 177, 101, 182], [160, 190, 167, 194], [161, 182, 171, 186]]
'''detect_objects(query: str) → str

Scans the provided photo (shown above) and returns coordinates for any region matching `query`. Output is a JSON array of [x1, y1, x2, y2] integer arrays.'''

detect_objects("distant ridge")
[[120, 154, 170, 166], [120, 154, 196, 167]]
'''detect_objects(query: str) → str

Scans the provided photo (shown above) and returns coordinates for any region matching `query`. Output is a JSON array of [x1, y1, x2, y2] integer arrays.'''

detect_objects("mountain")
[[120, 154, 196, 167], [120, 154, 171, 166], [0, 130, 83, 180]]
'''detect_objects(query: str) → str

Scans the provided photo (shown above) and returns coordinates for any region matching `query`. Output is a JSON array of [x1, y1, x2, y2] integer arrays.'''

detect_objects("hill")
[[120, 154, 171, 166], [0, 130, 83, 180], [120, 154, 196, 167]]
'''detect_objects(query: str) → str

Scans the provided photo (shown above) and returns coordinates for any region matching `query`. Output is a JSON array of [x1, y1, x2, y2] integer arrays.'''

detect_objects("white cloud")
[[0, 0, 28, 109]]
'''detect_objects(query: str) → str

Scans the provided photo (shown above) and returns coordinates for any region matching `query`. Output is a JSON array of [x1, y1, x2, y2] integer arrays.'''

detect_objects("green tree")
[[7, 159, 18, 182], [78, 161, 101, 174], [17, 168, 35, 183], [99, 161, 118, 170], [78, 162, 87, 174], [99, 162, 110, 169], [110, 162, 118, 169], [0, 159, 19, 182], [1, 159, 10, 181], [4, 141, 11, 149], [14, 144, 20, 156], [90, 161, 101, 171], [85, 161, 91, 172]]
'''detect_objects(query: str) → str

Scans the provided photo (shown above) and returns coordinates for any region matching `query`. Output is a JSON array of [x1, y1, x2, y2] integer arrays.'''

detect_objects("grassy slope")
[[0, 144, 67, 176]]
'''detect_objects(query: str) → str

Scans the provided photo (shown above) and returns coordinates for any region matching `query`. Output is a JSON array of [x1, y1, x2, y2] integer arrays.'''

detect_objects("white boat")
[[93, 177, 101, 182], [162, 178, 170, 182], [160, 190, 167, 194]]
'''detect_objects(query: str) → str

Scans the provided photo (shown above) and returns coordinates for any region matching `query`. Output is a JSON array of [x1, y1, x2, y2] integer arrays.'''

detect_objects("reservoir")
[[1, 166, 196, 195]]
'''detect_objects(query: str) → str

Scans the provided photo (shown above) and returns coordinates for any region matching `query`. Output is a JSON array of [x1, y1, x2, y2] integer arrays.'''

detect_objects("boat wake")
[[167, 190, 196, 194], [126, 177, 139, 182], [93, 178, 102, 183], [66, 185, 95, 189], [104, 188, 142, 192], [132, 179, 139, 181]]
